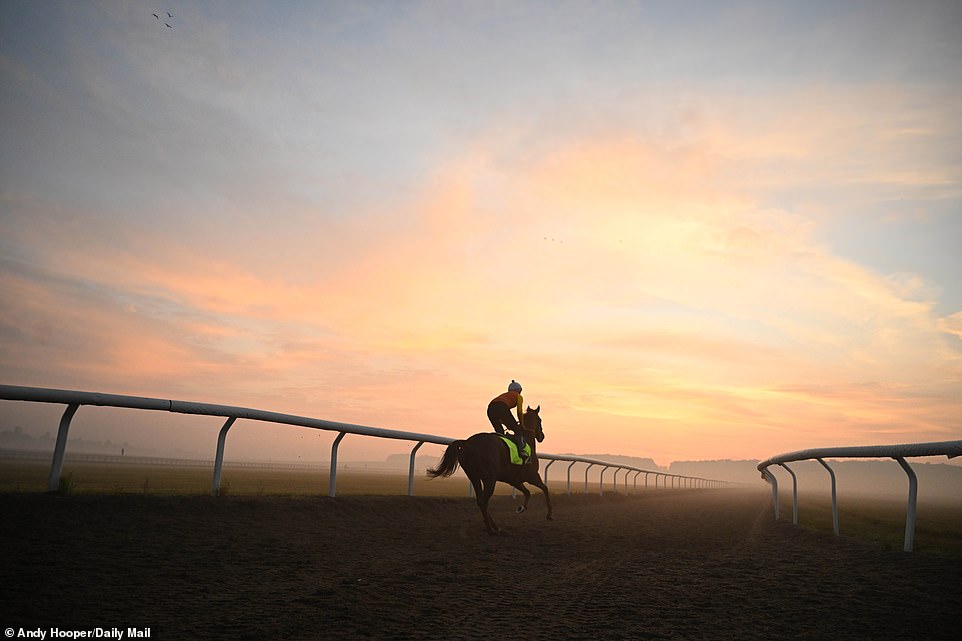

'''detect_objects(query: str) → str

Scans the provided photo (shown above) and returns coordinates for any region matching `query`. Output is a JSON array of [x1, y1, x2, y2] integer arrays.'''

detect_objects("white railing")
[[757, 440, 962, 552], [0, 384, 728, 497]]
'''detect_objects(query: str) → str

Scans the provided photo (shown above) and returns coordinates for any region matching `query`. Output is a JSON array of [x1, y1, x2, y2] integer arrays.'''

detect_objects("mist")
[[672, 458, 962, 505]]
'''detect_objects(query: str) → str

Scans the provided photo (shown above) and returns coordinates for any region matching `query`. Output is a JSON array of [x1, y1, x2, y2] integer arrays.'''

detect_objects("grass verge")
[[785, 492, 962, 558]]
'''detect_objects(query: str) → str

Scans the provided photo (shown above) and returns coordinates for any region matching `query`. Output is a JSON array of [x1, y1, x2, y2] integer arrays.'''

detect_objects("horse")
[[427, 406, 553, 535]]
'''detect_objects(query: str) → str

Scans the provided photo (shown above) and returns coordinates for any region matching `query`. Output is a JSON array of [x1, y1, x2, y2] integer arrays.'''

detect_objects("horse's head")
[[524, 405, 544, 443]]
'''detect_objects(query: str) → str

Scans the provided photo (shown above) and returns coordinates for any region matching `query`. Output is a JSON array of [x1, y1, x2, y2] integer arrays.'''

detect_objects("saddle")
[[498, 435, 531, 465]]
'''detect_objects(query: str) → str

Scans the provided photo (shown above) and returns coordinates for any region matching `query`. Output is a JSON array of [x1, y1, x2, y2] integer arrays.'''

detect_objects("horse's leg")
[[479, 476, 500, 535], [511, 482, 532, 514], [528, 473, 554, 521], [468, 473, 485, 511], [471, 471, 495, 535]]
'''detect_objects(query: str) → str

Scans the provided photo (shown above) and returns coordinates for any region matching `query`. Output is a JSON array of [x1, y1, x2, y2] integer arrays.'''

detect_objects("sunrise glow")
[[1, 1, 960, 466]]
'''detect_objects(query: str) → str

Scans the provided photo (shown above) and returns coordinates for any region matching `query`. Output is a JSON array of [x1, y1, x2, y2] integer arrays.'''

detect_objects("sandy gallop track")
[[2, 489, 958, 640]]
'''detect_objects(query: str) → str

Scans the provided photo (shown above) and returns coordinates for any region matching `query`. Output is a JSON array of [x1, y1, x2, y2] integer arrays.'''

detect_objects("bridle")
[[523, 412, 545, 443]]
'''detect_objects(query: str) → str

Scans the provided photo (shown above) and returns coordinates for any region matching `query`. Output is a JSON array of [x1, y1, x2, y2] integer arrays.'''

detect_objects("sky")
[[1, 0, 961, 467]]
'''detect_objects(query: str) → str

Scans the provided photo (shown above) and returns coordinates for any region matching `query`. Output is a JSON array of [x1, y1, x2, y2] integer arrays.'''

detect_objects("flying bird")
[[168, 12, 173, 18], [166, 23, 173, 29], [152, 13, 159, 19]]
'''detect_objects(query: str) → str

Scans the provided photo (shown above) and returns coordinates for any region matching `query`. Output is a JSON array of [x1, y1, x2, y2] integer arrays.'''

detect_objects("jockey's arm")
[[517, 394, 524, 428]]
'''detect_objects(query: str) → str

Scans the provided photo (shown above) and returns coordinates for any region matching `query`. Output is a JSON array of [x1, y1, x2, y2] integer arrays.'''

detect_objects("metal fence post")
[[407, 441, 424, 497], [599, 466, 610, 496], [779, 463, 798, 526], [584, 463, 595, 494], [566, 461, 576, 495], [816, 458, 839, 536], [212, 416, 237, 496], [48, 403, 79, 492], [329, 432, 346, 497], [894, 457, 918, 552], [544, 459, 556, 486], [764, 469, 780, 520]]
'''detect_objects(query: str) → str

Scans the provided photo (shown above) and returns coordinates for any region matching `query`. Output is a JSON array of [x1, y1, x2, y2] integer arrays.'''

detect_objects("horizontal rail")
[[0, 449, 329, 469], [0, 384, 729, 497], [759, 442, 962, 466], [0, 384, 455, 445], [757, 440, 962, 552]]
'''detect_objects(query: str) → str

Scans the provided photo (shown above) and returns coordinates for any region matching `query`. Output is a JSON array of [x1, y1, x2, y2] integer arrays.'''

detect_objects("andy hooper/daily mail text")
[[6, 628, 151, 639]]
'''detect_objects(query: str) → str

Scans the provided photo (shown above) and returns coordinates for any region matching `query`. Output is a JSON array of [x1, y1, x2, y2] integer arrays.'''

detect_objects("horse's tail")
[[426, 440, 465, 479]]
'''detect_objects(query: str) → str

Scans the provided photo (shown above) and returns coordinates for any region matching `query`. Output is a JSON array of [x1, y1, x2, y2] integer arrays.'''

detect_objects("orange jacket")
[[491, 391, 524, 427]]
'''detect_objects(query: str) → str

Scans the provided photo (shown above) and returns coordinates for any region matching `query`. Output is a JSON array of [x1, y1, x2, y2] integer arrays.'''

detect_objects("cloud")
[[5, 112, 961, 459], [940, 311, 962, 340], [2, 1, 960, 462]]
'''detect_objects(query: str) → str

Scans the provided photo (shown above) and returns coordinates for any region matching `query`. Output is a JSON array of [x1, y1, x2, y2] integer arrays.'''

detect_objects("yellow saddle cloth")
[[498, 435, 531, 465]]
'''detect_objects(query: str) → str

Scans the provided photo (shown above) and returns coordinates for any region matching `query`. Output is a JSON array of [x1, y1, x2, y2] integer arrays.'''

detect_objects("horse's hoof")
[[516, 505, 526, 514], [546, 515, 554, 521]]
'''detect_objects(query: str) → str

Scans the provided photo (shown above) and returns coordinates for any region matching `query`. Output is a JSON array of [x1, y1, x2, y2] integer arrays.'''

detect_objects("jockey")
[[487, 380, 528, 463]]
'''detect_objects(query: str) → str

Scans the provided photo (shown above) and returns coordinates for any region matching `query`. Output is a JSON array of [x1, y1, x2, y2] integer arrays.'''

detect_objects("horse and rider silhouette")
[[427, 405, 553, 535]]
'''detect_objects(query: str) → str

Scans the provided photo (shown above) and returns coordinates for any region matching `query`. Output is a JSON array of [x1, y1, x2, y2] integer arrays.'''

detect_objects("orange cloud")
[[3, 84, 960, 464], [939, 312, 962, 340]]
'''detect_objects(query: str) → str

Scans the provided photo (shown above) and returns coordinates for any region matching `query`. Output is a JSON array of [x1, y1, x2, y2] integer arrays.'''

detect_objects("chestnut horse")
[[427, 406, 553, 534]]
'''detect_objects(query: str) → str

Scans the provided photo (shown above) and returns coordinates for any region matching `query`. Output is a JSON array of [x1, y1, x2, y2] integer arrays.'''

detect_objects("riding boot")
[[516, 437, 528, 464]]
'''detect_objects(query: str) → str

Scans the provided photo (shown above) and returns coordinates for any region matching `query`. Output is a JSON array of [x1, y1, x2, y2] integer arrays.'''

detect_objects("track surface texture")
[[2, 489, 958, 640]]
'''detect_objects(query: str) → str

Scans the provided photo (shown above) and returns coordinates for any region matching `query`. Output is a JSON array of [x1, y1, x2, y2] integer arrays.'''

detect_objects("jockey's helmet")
[[508, 380, 522, 393]]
